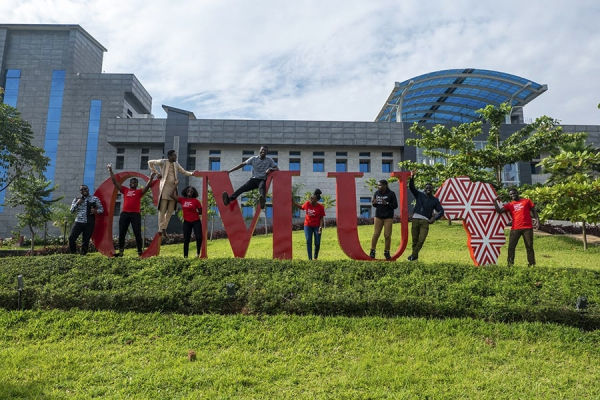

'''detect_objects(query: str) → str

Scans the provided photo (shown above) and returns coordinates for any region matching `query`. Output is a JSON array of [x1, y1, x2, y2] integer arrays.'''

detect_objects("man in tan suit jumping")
[[148, 149, 196, 237]]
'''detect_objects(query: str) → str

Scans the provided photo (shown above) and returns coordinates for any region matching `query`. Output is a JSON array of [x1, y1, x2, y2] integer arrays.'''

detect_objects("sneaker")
[[222, 192, 230, 206], [384, 251, 391, 260], [407, 255, 417, 261], [369, 250, 376, 258], [259, 195, 266, 209]]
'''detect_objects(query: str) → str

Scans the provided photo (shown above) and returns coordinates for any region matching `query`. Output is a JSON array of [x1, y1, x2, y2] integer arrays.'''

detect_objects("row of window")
[[113, 149, 395, 173]]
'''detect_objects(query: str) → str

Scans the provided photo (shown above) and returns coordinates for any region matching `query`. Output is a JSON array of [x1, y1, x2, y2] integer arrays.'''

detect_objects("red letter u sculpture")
[[327, 171, 411, 261]]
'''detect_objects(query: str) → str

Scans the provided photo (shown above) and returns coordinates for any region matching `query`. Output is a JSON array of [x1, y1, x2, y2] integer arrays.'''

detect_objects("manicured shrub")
[[0, 255, 597, 329]]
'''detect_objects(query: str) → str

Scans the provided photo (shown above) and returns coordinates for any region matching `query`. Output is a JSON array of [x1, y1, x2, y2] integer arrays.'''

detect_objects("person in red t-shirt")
[[172, 186, 203, 258], [293, 189, 326, 260], [495, 188, 539, 266], [107, 164, 155, 257]]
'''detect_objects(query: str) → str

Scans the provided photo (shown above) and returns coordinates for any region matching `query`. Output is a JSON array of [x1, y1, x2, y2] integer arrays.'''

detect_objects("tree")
[[299, 190, 336, 222], [0, 88, 50, 193], [205, 189, 218, 240], [140, 184, 157, 244], [398, 103, 588, 189], [50, 202, 75, 245], [4, 174, 63, 252], [363, 177, 398, 194], [523, 150, 600, 250], [242, 188, 271, 235]]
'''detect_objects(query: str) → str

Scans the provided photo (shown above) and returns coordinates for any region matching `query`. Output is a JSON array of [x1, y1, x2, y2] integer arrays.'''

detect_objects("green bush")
[[0, 255, 598, 329]]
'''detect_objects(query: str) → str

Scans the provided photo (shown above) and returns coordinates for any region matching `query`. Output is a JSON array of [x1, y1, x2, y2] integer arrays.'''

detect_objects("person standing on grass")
[[494, 188, 539, 266], [107, 163, 155, 257], [293, 189, 326, 260], [69, 184, 104, 255], [222, 145, 278, 210], [369, 179, 398, 260], [148, 150, 196, 238], [172, 186, 203, 258], [408, 171, 444, 261]]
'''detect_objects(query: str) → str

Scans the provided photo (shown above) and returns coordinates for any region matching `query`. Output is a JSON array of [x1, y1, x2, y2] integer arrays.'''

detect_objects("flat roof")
[[0, 24, 107, 52]]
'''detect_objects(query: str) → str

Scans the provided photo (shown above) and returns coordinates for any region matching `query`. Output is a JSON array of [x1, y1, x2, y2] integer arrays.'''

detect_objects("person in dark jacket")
[[369, 179, 398, 260], [408, 171, 444, 261]]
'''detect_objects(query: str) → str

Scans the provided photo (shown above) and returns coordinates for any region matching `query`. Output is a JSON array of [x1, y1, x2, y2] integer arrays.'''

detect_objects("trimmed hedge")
[[0, 255, 598, 329]]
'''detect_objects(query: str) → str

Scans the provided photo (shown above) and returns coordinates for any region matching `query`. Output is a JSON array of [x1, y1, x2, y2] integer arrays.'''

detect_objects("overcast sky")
[[3, 0, 600, 125]]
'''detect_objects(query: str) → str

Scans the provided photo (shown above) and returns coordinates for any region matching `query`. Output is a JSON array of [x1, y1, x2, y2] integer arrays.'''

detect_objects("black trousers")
[[69, 221, 95, 255], [507, 228, 535, 266], [231, 178, 266, 200], [119, 212, 143, 254], [183, 220, 203, 258]]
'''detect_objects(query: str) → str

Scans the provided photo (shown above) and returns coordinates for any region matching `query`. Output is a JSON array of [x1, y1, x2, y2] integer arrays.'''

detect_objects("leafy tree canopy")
[[398, 103, 588, 189], [1, 88, 50, 192]]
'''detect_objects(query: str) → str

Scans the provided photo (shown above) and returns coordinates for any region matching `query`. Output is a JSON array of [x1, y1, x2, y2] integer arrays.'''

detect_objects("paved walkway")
[[536, 230, 600, 245]]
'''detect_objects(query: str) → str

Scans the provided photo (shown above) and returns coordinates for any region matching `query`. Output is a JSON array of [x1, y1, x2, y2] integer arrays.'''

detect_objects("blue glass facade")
[[83, 100, 102, 189], [376, 69, 547, 124], [43, 70, 66, 189], [0, 69, 22, 211]]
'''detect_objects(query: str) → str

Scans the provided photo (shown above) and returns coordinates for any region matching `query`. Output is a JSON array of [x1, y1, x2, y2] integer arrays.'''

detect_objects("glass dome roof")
[[375, 68, 547, 124]]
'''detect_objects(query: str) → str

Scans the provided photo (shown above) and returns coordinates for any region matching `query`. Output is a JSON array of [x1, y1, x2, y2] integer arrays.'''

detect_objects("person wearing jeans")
[[69, 185, 104, 255], [494, 188, 539, 266], [293, 189, 326, 260], [408, 171, 444, 261]]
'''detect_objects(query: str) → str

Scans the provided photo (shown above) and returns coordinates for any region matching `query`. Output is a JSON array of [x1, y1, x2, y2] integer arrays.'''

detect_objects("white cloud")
[[2, 0, 600, 124]]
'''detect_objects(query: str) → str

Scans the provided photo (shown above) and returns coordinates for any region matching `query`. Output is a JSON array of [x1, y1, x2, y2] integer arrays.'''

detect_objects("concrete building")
[[1, 24, 599, 238]]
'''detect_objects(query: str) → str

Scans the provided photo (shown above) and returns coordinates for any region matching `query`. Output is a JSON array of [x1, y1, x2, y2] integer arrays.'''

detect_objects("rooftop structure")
[[375, 68, 547, 124]]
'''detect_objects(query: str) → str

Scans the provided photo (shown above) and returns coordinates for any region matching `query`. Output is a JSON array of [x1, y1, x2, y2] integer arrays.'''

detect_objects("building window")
[[126, 109, 133, 118], [382, 152, 393, 158], [313, 159, 324, 172], [359, 152, 370, 157], [116, 147, 125, 169], [114, 201, 121, 217], [209, 149, 221, 155], [289, 151, 301, 156], [289, 159, 301, 171], [140, 155, 149, 170], [382, 160, 392, 173], [242, 157, 252, 171], [265, 204, 273, 218], [209, 158, 221, 171], [336, 152, 347, 157], [42, 70, 66, 194], [187, 149, 196, 170], [241, 197, 253, 218], [336, 159, 347, 172], [313, 151, 324, 157], [139, 148, 149, 170], [502, 163, 520, 187], [359, 160, 370, 173], [360, 197, 371, 218], [3, 69, 21, 107]]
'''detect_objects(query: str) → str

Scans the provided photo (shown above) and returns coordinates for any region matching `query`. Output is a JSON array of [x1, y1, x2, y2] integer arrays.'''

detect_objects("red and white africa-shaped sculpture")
[[436, 176, 511, 266]]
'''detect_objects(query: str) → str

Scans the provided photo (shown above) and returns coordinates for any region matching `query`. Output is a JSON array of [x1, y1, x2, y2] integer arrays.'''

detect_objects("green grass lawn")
[[158, 222, 599, 270], [1, 223, 599, 398], [1, 310, 599, 399]]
